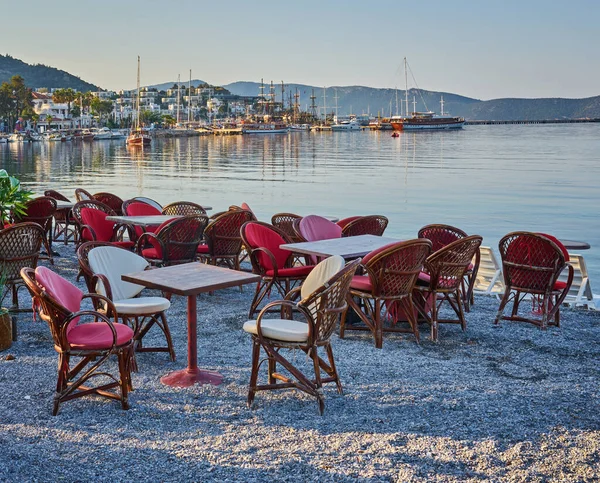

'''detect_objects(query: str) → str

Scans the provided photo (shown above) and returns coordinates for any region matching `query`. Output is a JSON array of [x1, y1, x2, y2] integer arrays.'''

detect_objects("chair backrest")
[[123, 199, 162, 217], [341, 215, 389, 237], [74, 188, 93, 202], [0, 223, 45, 284], [299, 258, 361, 342], [44, 190, 70, 202], [418, 224, 468, 253], [336, 216, 361, 229], [78, 207, 117, 243], [72, 199, 115, 224], [154, 215, 208, 264], [271, 213, 303, 242], [15, 197, 57, 234], [131, 196, 162, 211], [93, 192, 124, 216], [499, 232, 567, 292], [473, 246, 506, 296], [425, 235, 483, 292], [299, 215, 342, 242], [241, 221, 292, 273], [88, 246, 149, 300], [361, 239, 432, 298], [162, 201, 207, 216], [32, 266, 83, 337], [204, 210, 254, 257]]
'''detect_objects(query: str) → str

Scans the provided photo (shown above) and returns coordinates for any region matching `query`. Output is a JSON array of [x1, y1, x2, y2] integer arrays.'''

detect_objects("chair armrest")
[[284, 286, 301, 301], [79, 223, 97, 241], [60, 309, 119, 349], [135, 232, 163, 257], [89, 274, 115, 303], [83, 291, 119, 320], [255, 300, 314, 341], [249, 246, 278, 276]]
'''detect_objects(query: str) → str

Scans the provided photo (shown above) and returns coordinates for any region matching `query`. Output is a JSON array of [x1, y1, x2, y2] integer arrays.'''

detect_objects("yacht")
[[331, 119, 362, 131]]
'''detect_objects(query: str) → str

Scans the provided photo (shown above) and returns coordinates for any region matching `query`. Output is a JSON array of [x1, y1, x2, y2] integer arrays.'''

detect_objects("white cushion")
[[113, 297, 171, 315], [89, 246, 149, 300], [300, 255, 345, 299], [243, 318, 309, 342]]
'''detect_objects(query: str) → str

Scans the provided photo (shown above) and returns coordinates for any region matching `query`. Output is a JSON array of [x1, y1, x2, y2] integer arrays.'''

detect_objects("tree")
[[162, 114, 176, 128], [52, 88, 76, 117], [0, 76, 33, 130], [90, 97, 113, 125], [139, 109, 162, 126], [45, 114, 53, 131]]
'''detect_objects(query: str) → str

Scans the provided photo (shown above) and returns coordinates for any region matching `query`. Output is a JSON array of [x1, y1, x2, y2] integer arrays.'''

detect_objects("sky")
[[2, 0, 598, 100]]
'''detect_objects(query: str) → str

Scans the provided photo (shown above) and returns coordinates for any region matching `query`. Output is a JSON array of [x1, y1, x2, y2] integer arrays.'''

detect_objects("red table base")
[[160, 368, 223, 387]]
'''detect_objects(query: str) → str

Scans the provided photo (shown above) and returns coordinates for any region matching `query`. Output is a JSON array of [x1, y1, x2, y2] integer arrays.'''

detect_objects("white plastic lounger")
[[473, 246, 505, 298], [559, 253, 594, 308]]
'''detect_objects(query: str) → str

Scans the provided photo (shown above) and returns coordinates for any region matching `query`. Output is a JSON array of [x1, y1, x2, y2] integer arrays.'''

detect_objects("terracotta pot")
[[0, 311, 12, 351]]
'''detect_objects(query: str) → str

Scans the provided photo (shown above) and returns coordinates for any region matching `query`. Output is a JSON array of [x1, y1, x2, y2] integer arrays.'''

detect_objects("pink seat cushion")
[[141, 247, 161, 259], [244, 223, 290, 270], [80, 208, 115, 242], [67, 322, 134, 350], [299, 215, 342, 242], [351, 275, 372, 292], [35, 266, 83, 335], [196, 243, 209, 254], [241, 202, 254, 215], [265, 265, 314, 278]]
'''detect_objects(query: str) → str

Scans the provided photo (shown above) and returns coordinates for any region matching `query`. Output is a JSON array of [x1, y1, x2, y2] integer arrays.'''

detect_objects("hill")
[[0, 54, 99, 92], [144, 79, 207, 91], [223, 81, 600, 121]]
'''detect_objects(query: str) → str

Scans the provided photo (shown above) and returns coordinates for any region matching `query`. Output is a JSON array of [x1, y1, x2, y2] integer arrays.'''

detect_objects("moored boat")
[[126, 56, 152, 147], [241, 121, 288, 134], [331, 119, 362, 131], [390, 112, 465, 131]]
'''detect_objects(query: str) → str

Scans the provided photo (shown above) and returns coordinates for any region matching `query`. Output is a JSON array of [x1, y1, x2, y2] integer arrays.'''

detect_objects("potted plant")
[[0, 169, 33, 228]]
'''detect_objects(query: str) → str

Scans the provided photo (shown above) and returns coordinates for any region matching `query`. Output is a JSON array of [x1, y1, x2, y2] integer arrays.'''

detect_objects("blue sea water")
[[1, 124, 599, 288]]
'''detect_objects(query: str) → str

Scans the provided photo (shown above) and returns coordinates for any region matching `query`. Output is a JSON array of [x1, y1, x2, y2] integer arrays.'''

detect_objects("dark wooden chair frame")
[[162, 201, 207, 217], [341, 239, 432, 348], [413, 235, 483, 342], [247, 258, 360, 415], [74, 188, 93, 202], [494, 232, 574, 329], [20, 267, 133, 416], [93, 192, 125, 216], [77, 241, 176, 361], [341, 215, 389, 238], [14, 196, 57, 265], [45, 189, 77, 245]]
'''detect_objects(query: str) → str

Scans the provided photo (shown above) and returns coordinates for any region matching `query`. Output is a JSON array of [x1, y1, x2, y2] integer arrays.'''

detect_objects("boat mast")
[[404, 57, 409, 117], [176, 74, 180, 126], [334, 88, 338, 121], [135, 55, 141, 130], [440, 95, 444, 115], [322, 87, 327, 124], [188, 69, 192, 125]]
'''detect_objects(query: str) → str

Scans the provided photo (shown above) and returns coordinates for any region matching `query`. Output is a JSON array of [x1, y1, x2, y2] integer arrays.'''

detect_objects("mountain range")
[[2, 54, 599, 121]]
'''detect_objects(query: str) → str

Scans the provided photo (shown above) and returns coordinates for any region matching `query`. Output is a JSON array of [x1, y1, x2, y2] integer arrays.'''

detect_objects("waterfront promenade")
[[1, 243, 599, 481]]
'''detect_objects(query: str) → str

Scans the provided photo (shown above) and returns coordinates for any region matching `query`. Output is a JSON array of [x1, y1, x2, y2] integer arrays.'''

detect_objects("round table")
[[559, 239, 591, 250]]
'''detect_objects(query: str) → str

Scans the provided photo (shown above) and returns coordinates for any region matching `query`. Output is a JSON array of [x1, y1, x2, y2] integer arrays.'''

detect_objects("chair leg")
[[374, 299, 383, 349], [430, 292, 439, 342], [268, 354, 277, 385], [494, 289, 512, 325], [310, 346, 325, 415], [324, 343, 342, 394], [117, 348, 130, 410], [160, 312, 176, 361], [247, 338, 261, 407], [402, 296, 420, 344]]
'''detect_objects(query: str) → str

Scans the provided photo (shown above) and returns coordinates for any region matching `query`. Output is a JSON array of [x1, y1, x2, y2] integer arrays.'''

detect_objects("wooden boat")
[[126, 56, 151, 147], [242, 121, 288, 134]]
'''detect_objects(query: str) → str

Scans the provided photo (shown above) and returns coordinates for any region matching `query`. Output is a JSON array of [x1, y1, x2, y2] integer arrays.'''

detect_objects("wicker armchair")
[[271, 213, 303, 242], [341, 215, 389, 237], [136, 215, 208, 267], [0, 223, 45, 311], [162, 201, 207, 216], [341, 239, 432, 348], [93, 192, 124, 216], [71, 200, 133, 249], [414, 235, 483, 342], [241, 221, 315, 317], [243, 256, 360, 414], [494, 232, 574, 329], [20, 266, 133, 415], [45, 190, 77, 245], [13, 196, 57, 264], [197, 210, 254, 270], [74, 188, 93, 202], [418, 223, 480, 312], [122, 199, 163, 242]]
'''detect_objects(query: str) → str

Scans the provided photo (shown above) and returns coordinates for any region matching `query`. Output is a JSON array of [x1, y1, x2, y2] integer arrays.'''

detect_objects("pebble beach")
[[1, 244, 599, 482]]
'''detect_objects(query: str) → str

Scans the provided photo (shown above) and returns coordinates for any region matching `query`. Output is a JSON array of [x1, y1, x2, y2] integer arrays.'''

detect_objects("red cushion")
[[35, 266, 83, 335], [125, 202, 161, 217], [112, 241, 135, 249], [67, 322, 133, 350], [196, 243, 209, 254], [80, 208, 115, 242], [299, 215, 342, 242], [350, 275, 372, 292], [265, 265, 314, 278], [554, 280, 567, 290], [244, 223, 290, 270], [336, 216, 361, 229], [537, 233, 569, 262], [142, 247, 161, 259]]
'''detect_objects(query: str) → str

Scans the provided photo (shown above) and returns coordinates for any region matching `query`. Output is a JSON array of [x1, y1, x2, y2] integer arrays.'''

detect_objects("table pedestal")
[[160, 294, 223, 387]]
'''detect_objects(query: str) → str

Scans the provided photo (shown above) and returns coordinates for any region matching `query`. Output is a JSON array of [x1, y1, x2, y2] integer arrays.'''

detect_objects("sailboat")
[[126, 56, 151, 146], [390, 57, 465, 131]]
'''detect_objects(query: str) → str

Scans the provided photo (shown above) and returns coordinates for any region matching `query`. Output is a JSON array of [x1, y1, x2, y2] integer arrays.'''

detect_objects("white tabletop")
[[280, 235, 400, 259]]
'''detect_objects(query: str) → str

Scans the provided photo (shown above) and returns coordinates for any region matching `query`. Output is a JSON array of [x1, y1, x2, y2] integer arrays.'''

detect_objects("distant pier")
[[465, 118, 600, 125]]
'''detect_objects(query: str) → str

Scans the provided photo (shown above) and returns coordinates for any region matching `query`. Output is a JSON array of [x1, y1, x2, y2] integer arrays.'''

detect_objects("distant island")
[[1, 54, 599, 121]]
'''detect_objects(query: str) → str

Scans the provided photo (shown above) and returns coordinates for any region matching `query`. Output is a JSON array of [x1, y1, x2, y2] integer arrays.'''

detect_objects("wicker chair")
[[93, 192, 124, 216], [122, 199, 163, 242], [0, 223, 45, 311], [131, 196, 163, 212], [78, 242, 175, 361], [341, 239, 432, 348], [14, 196, 57, 264], [243, 256, 360, 414], [341, 215, 389, 237], [20, 266, 133, 415], [241, 221, 315, 317], [44, 190, 77, 245], [197, 210, 254, 270], [162, 201, 207, 216], [271, 213, 303, 241], [71, 200, 133, 249], [413, 235, 483, 342], [136, 215, 208, 267], [74, 188, 93, 202], [418, 224, 480, 312], [494, 232, 574, 329]]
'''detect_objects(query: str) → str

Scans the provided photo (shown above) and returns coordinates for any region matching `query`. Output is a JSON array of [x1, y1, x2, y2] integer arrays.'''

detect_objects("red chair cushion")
[[554, 281, 567, 291], [112, 241, 135, 249], [244, 223, 290, 271], [35, 266, 83, 335], [196, 243, 209, 254], [336, 216, 361, 229], [125, 202, 162, 237], [265, 265, 314, 278], [351, 275, 372, 292], [537, 233, 569, 262], [80, 208, 115, 242], [142, 247, 161, 259], [67, 322, 134, 350]]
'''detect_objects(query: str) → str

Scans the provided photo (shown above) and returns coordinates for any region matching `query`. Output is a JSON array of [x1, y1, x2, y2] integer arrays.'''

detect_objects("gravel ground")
[[1, 244, 599, 482]]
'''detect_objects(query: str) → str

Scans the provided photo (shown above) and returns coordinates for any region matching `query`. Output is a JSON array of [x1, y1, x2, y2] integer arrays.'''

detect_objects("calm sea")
[[2, 124, 599, 288]]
